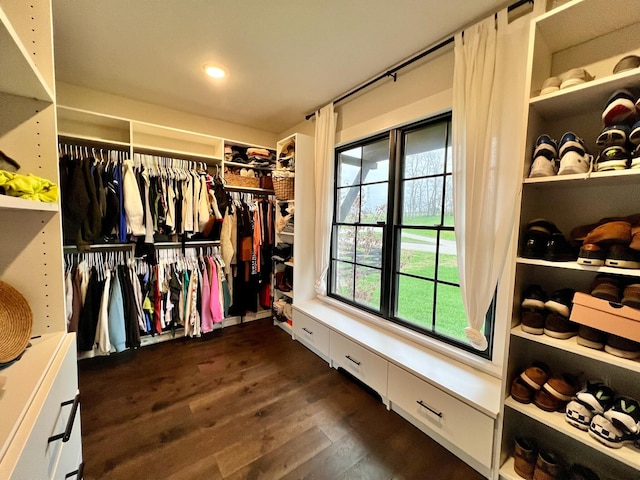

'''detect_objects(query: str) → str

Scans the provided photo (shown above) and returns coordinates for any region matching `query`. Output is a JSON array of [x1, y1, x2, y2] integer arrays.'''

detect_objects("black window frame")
[[328, 113, 495, 359]]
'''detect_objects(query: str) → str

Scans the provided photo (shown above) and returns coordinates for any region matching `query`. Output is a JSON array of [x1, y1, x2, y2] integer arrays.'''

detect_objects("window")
[[329, 114, 495, 357]]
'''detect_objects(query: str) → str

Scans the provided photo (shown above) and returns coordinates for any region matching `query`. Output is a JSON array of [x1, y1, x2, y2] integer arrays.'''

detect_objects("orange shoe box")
[[570, 292, 640, 343]]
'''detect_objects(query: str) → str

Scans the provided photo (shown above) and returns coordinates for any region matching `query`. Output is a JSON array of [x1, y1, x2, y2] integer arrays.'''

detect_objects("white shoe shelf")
[[500, 1, 640, 479]]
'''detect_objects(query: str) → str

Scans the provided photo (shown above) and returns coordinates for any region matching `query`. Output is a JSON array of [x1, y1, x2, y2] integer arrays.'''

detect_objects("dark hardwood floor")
[[78, 318, 485, 480]]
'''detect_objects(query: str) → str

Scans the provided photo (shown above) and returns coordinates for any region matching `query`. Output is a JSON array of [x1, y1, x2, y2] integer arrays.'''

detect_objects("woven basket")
[[225, 172, 260, 189], [260, 175, 274, 191], [0, 281, 33, 364], [273, 176, 295, 200]]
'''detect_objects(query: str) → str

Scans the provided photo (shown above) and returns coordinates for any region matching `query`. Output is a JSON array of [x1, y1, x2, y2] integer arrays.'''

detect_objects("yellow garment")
[[0, 170, 58, 203]]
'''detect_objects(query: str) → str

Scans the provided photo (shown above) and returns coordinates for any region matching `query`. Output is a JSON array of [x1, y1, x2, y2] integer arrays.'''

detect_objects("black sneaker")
[[605, 244, 640, 269], [521, 219, 559, 259], [521, 284, 548, 310], [577, 243, 607, 266], [545, 288, 575, 317], [543, 233, 577, 262]]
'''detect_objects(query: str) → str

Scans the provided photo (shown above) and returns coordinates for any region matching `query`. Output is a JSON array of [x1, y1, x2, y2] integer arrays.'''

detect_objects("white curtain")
[[314, 103, 337, 295], [452, 9, 531, 350]]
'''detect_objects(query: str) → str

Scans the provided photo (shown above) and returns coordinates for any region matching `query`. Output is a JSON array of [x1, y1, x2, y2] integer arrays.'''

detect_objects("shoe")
[[590, 274, 623, 302], [533, 449, 563, 480], [577, 325, 607, 350], [521, 310, 546, 335], [577, 243, 606, 266], [630, 120, 640, 145], [514, 437, 538, 480], [596, 145, 629, 171], [589, 413, 637, 448], [595, 124, 631, 147], [566, 380, 616, 431], [521, 219, 559, 259], [540, 76, 561, 95], [605, 334, 640, 359], [613, 54, 640, 75], [522, 284, 548, 310], [274, 271, 291, 292], [602, 89, 637, 126], [511, 361, 550, 404], [583, 221, 631, 246], [570, 214, 640, 244], [534, 373, 580, 412], [605, 244, 640, 269], [567, 464, 600, 480], [560, 68, 593, 90], [604, 396, 640, 434], [533, 134, 558, 160], [520, 361, 551, 390], [622, 283, 640, 309], [544, 288, 574, 317], [543, 233, 577, 262], [631, 145, 640, 169], [529, 155, 558, 178], [557, 131, 591, 176], [544, 312, 578, 339]]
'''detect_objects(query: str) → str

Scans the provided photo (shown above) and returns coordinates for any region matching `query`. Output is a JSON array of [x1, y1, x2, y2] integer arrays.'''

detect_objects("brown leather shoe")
[[533, 450, 563, 480], [622, 284, 640, 309], [534, 373, 580, 412], [520, 361, 550, 390], [512, 376, 535, 404], [570, 213, 640, 243], [514, 437, 538, 479], [583, 221, 632, 246], [629, 224, 640, 251]]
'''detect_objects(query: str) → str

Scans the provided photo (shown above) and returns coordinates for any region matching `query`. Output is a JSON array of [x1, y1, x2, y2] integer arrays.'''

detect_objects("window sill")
[[295, 296, 502, 418]]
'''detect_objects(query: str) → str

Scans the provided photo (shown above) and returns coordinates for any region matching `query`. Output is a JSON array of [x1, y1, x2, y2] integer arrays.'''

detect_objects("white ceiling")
[[52, 0, 509, 134]]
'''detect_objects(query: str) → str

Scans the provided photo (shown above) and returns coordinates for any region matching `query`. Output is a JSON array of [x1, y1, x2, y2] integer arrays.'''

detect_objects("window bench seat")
[[292, 298, 501, 478]]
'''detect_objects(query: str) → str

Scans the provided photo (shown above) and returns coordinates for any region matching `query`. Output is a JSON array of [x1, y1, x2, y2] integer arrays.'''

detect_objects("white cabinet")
[[388, 363, 494, 475], [500, 1, 640, 479], [329, 330, 388, 400], [0, 335, 82, 480]]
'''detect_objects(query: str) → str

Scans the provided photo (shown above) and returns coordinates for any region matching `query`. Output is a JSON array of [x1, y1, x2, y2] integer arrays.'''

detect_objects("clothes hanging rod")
[[305, 0, 532, 120]]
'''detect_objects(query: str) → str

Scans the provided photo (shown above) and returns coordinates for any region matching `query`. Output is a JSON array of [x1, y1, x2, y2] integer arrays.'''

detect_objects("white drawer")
[[388, 363, 493, 468], [329, 331, 388, 396], [10, 336, 81, 480], [293, 310, 330, 358]]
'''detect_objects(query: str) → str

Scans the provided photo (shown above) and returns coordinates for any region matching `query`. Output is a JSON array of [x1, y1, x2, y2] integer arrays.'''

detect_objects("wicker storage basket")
[[225, 172, 260, 189], [273, 176, 295, 200], [260, 175, 274, 191]]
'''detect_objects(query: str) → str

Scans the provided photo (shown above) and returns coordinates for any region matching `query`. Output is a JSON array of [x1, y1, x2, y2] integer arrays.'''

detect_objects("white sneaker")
[[529, 156, 558, 177], [558, 151, 592, 175]]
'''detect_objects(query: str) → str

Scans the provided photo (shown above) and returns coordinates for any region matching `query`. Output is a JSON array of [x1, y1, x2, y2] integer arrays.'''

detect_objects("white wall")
[[57, 82, 278, 148]]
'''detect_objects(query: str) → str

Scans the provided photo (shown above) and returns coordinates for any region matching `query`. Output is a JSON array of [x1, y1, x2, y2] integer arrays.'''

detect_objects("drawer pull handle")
[[65, 461, 84, 479], [345, 355, 361, 366], [417, 400, 442, 418], [302, 327, 313, 335], [48, 393, 80, 443]]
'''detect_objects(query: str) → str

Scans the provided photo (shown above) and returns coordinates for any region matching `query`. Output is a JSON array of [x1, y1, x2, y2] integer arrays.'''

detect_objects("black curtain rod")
[[305, 0, 532, 120]]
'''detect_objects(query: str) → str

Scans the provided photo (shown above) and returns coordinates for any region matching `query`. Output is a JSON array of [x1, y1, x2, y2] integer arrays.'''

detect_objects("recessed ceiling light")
[[203, 64, 226, 79]]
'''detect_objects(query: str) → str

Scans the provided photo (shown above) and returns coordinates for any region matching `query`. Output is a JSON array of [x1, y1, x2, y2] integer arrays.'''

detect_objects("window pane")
[[335, 225, 355, 262], [362, 139, 389, 184], [443, 174, 454, 227], [401, 177, 443, 225], [331, 260, 354, 301], [339, 147, 361, 187], [354, 265, 381, 310], [403, 123, 448, 180], [445, 144, 452, 174], [337, 186, 360, 223], [396, 275, 434, 329], [355, 226, 383, 268], [361, 183, 388, 222], [434, 283, 468, 344], [397, 228, 435, 279], [437, 236, 459, 284]]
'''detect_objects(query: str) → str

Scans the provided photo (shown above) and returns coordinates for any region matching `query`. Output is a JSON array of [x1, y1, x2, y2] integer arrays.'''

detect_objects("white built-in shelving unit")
[[499, 1, 640, 479]]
